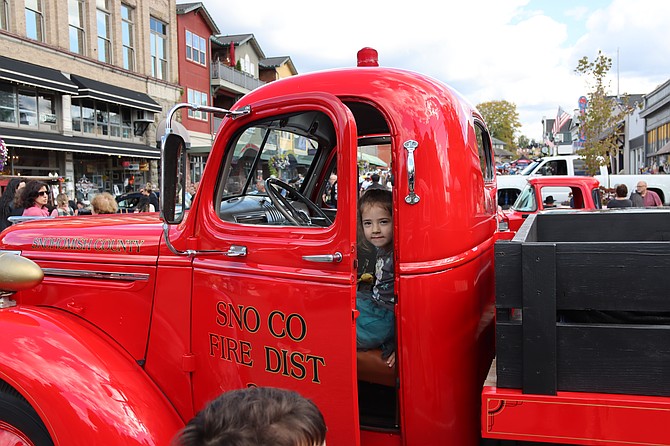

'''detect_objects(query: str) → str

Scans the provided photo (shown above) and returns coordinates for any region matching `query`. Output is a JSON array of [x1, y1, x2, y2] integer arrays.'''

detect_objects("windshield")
[[519, 161, 539, 175], [512, 183, 537, 212]]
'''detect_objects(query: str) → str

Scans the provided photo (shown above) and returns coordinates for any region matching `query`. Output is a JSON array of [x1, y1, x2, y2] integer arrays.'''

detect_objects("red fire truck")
[[0, 48, 497, 446], [1, 48, 669, 446]]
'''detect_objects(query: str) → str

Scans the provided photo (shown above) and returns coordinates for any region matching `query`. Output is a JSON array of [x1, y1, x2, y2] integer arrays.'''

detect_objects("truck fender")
[[0, 306, 184, 446]]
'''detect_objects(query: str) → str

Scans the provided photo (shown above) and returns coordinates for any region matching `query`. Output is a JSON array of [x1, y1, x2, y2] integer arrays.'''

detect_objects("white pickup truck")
[[497, 155, 670, 208]]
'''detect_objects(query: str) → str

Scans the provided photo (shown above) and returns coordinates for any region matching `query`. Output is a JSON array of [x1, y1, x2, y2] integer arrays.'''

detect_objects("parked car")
[[115, 192, 144, 213], [500, 176, 602, 234]]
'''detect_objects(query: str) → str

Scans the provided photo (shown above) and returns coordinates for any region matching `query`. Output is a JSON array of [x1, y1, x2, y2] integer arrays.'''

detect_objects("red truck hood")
[[0, 214, 164, 260]]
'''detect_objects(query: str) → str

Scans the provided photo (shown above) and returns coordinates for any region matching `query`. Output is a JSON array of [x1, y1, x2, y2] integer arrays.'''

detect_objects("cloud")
[[197, 0, 670, 142]]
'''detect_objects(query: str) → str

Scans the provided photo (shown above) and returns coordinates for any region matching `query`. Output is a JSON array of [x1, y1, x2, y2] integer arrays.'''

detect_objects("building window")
[[71, 98, 139, 140], [150, 17, 168, 80], [25, 0, 44, 42], [121, 4, 135, 71], [68, 0, 86, 55], [0, 84, 17, 124], [97, 0, 111, 63], [1, 0, 9, 30], [187, 89, 208, 121], [185, 30, 207, 66]]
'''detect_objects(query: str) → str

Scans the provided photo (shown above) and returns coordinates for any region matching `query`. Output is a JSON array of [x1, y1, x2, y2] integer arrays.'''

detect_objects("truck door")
[[189, 94, 360, 445]]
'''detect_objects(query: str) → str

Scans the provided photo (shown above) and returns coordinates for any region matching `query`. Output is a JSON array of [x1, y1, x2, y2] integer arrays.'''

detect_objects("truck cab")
[[0, 49, 497, 445]]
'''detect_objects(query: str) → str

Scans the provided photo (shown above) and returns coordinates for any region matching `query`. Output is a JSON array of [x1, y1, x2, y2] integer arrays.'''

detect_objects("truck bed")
[[483, 209, 670, 445]]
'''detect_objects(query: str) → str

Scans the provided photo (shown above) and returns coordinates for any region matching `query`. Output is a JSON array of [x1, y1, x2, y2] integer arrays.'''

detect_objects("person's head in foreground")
[[174, 386, 327, 446]]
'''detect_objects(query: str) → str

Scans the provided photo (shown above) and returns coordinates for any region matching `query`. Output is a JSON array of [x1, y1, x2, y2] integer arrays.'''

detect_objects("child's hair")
[[358, 188, 392, 220], [56, 193, 69, 207], [174, 387, 326, 446]]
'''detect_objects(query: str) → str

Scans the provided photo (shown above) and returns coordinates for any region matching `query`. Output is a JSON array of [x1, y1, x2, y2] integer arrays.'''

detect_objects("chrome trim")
[[404, 140, 420, 204], [42, 268, 150, 282], [225, 245, 247, 257], [0, 250, 22, 256]]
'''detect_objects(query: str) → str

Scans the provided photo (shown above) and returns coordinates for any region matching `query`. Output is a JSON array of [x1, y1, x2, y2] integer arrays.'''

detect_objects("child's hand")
[[386, 352, 396, 368], [358, 273, 373, 283]]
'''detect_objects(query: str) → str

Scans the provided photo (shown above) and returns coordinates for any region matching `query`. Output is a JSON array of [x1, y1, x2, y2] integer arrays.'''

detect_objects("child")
[[356, 189, 395, 367], [173, 386, 326, 446], [50, 193, 74, 217]]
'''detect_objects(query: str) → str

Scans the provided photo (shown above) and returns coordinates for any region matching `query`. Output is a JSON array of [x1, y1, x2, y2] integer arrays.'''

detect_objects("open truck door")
[[185, 93, 360, 445]]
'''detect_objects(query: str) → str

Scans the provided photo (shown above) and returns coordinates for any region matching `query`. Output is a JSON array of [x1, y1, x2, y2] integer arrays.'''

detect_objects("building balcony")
[[211, 61, 265, 96]]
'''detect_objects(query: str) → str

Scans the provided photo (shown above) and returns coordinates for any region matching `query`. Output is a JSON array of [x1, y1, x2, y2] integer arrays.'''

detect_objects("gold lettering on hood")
[[31, 237, 146, 254]]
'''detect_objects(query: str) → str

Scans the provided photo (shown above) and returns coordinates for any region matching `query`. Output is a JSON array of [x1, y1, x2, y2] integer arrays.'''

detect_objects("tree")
[[517, 135, 530, 150], [575, 50, 632, 175], [476, 100, 521, 149]]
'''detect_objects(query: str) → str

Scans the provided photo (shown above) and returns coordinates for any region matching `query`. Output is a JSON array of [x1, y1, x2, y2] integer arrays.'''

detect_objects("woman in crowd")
[[90, 192, 118, 215], [135, 196, 155, 213], [0, 178, 26, 230], [50, 193, 75, 217], [21, 180, 50, 217]]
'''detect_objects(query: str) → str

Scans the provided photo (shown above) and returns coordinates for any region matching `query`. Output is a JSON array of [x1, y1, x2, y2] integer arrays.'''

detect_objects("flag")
[[552, 106, 571, 136]]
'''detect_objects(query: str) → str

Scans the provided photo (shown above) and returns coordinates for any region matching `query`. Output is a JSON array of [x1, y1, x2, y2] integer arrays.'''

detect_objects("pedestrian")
[[143, 182, 160, 211], [173, 386, 327, 446], [606, 184, 633, 208], [322, 174, 338, 207], [50, 193, 75, 217], [0, 178, 26, 230], [543, 196, 557, 208], [631, 181, 662, 207], [90, 192, 118, 215], [364, 173, 387, 192], [134, 196, 155, 213], [20, 180, 50, 217]]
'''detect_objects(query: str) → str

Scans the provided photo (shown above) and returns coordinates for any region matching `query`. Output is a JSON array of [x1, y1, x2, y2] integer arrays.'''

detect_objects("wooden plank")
[[494, 241, 522, 308], [495, 322, 522, 388], [557, 324, 670, 396], [521, 243, 557, 395], [536, 211, 670, 242], [555, 242, 670, 312]]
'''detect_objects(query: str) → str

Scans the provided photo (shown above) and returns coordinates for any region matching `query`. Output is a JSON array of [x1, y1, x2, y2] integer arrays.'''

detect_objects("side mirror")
[[160, 133, 187, 224]]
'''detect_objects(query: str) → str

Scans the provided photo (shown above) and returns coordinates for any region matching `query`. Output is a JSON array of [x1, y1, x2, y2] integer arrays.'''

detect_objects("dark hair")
[[136, 196, 152, 212], [0, 178, 24, 228], [358, 188, 392, 219], [615, 184, 628, 198], [19, 180, 48, 209], [174, 387, 326, 446], [371, 173, 380, 182]]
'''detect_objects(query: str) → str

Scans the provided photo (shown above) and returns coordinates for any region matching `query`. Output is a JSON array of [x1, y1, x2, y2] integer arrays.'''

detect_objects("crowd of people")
[[606, 181, 663, 208], [0, 179, 164, 230]]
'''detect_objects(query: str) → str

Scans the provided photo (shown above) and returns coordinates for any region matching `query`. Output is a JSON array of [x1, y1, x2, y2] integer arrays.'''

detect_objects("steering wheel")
[[265, 178, 332, 226]]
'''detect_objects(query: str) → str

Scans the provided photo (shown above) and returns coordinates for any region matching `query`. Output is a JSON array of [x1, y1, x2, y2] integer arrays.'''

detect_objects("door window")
[[216, 110, 336, 227]]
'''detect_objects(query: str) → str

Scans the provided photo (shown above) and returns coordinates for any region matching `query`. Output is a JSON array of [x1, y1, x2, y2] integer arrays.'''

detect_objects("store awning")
[[650, 141, 670, 157], [70, 75, 162, 113], [1, 128, 159, 159], [0, 56, 78, 94], [360, 152, 388, 167]]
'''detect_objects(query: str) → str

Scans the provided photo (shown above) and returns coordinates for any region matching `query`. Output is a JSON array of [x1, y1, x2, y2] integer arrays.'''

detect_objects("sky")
[[196, 0, 670, 143]]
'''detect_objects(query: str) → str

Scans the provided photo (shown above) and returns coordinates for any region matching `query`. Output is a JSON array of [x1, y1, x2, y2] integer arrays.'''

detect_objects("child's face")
[[361, 203, 393, 249]]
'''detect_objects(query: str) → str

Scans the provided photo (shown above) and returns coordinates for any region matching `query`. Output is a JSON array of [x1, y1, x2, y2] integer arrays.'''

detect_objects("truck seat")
[[357, 349, 396, 387]]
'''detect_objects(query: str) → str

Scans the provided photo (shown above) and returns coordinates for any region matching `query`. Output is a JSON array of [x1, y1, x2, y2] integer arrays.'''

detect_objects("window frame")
[[187, 89, 208, 121], [150, 16, 168, 80], [68, 0, 86, 55], [96, 0, 112, 63], [25, 0, 45, 42], [1, 0, 10, 31], [474, 120, 495, 182], [185, 29, 207, 66], [121, 4, 135, 71]]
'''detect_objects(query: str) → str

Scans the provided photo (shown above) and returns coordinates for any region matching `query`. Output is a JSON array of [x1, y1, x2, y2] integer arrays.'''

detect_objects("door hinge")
[[182, 353, 196, 372]]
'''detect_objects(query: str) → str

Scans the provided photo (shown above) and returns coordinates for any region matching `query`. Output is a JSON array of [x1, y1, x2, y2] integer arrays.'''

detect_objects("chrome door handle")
[[302, 252, 343, 263], [225, 245, 247, 257]]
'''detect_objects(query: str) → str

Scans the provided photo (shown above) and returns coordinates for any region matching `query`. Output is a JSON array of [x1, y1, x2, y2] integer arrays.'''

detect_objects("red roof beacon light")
[[357, 47, 379, 67]]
